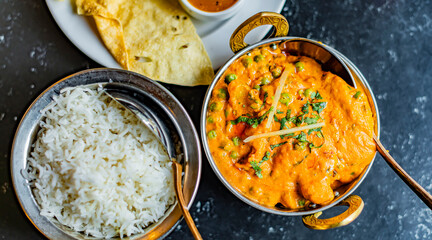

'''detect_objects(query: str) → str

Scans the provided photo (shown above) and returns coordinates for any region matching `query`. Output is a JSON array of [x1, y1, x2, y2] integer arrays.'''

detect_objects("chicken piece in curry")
[[206, 43, 376, 209]]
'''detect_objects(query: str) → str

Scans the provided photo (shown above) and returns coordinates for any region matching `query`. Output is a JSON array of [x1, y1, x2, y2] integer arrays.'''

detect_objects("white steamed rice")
[[26, 86, 175, 238]]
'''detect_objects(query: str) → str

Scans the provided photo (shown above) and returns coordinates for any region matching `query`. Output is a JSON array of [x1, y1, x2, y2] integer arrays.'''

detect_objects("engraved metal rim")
[[200, 37, 380, 216], [11, 68, 202, 239]]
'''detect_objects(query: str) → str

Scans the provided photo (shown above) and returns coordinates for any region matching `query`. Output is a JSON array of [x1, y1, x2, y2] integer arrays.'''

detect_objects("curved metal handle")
[[373, 135, 432, 209], [173, 162, 202, 240], [229, 12, 289, 53], [302, 195, 364, 230]]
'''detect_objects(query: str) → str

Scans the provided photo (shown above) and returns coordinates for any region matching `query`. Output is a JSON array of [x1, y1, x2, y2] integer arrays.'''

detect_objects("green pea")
[[242, 57, 253, 68], [217, 88, 228, 99], [353, 91, 361, 99], [261, 77, 271, 85], [304, 88, 312, 98], [250, 103, 260, 110], [270, 43, 277, 50], [232, 137, 240, 146], [230, 151, 239, 159], [271, 67, 282, 78], [295, 61, 305, 71], [224, 73, 237, 84], [254, 54, 265, 62], [209, 102, 222, 111], [253, 84, 261, 90], [207, 130, 217, 139], [279, 93, 291, 105], [298, 199, 306, 207], [298, 89, 304, 96], [207, 116, 214, 123]]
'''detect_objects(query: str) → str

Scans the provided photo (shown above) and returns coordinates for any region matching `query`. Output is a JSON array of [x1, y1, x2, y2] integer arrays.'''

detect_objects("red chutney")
[[205, 43, 376, 209], [188, 0, 238, 12]]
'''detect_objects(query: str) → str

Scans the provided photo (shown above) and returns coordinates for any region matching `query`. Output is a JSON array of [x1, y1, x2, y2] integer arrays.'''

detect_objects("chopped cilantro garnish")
[[307, 127, 322, 134], [315, 91, 323, 99], [278, 109, 292, 130], [310, 91, 317, 99], [231, 107, 273, 128], [311, 102, 327, 114], [309, 129, 325, 150], [304, 116, 318, 125], [280, 117, 288, 130], [262, 151, 271, 161], [280, 133, 294, 139], [231, 116, 258, 128], [294, 132, 308, 142], [309, 141, 324, 149], [270, 141, 288, 150], [251, 151, 271, 178], [258, 106, 273, 123], [263, 92, 268, 103], [250, 161, 263, 178], [288, 116, 297, 123], [302, 101, 310, 114], [294, 154, 308, 166], [294, 115, 305, 126]]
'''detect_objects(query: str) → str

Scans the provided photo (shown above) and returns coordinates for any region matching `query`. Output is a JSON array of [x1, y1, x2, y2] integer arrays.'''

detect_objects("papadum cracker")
[[76, 0, 214, 86]]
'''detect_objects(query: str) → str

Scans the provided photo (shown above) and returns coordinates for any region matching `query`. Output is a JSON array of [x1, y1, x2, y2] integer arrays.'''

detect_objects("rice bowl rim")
[[10, 68, 202, 240]]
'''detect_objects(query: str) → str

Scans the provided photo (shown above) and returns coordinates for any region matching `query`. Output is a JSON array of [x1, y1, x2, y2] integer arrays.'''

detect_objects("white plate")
[[46, 0, 286, 70]]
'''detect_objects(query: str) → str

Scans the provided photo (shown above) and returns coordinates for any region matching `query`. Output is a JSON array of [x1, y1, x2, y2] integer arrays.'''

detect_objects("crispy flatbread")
[[76, 0, 214, 86]]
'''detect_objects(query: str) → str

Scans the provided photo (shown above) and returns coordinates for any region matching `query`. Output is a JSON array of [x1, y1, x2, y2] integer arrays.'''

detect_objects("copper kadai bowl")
[[200, 12, 380, 230]]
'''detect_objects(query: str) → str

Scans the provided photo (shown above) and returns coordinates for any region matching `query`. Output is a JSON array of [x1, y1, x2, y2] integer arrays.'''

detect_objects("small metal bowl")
[[201, 12, 380, 229], [179, 0, 245, 21], [11, 68, 201, 239]]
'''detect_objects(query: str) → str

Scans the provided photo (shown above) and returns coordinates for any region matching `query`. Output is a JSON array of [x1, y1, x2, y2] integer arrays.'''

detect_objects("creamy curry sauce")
[[206, 43, 376, 209]]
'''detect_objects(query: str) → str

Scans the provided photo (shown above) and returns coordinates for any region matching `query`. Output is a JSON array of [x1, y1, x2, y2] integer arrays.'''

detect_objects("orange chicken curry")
[[206, 43, 376, 209]]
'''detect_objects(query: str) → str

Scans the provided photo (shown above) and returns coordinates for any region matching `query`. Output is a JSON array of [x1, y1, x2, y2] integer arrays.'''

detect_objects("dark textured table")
[[1, 0, 431, 239]]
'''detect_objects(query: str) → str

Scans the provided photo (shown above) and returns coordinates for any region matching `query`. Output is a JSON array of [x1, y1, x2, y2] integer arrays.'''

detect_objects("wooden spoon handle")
[[373, 135, 432, 209], [172, 162, 202, 240]]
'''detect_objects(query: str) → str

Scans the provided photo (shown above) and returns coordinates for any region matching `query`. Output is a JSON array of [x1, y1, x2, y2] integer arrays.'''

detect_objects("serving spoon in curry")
[[373, 136, 432, 209], [103, 89, 203, 240]]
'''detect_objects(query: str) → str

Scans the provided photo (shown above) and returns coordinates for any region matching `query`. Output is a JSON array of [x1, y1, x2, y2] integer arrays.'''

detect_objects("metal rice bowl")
[[11, 68, 201, 239]]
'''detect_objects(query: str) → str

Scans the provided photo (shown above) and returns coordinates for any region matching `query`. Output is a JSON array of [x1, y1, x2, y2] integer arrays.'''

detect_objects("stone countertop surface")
[[0, 0, 431, 239]]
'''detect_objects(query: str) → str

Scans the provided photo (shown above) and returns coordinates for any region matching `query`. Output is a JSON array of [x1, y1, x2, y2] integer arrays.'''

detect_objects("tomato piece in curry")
[[206, 43, 376, 209]]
